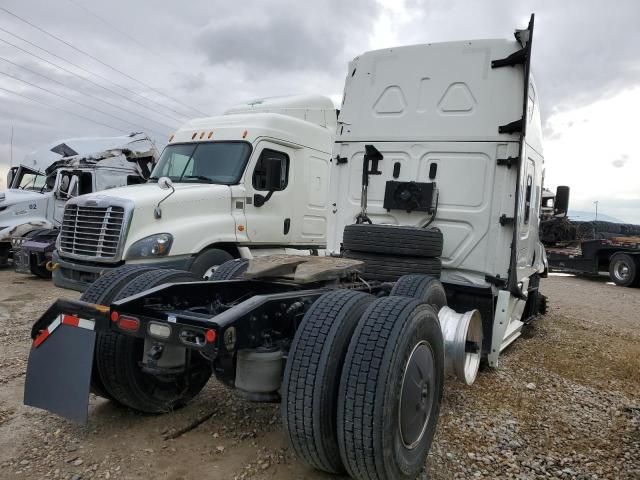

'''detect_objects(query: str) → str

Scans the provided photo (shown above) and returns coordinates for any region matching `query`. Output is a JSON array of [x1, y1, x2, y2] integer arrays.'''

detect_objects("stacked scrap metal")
[[541, 218, 640, 245]]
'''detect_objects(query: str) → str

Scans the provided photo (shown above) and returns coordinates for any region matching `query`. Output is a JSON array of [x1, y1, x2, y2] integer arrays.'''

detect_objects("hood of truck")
[[0, 189, 52, 242], [79, 182, 230, 209], [64, 182, 237, 260]]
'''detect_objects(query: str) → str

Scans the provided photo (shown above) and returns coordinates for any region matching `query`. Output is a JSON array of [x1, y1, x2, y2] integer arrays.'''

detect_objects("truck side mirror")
[[254, 158, 284, 208], [554, 185, 570, 217], [6, 168, 15, 189], [264, 158, 284, 192]]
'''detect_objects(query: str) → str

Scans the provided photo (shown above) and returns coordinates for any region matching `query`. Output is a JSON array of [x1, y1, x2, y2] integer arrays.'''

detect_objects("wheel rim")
[[202, 264, 220, 280], [399, 340, 435, 449], [613, 260, 630, 282]]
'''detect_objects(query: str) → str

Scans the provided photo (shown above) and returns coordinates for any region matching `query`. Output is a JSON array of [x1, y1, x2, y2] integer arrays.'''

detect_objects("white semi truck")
[[0, 133, 157, 275], [26, 16, 548, 480], [51, 95, 336, 290]]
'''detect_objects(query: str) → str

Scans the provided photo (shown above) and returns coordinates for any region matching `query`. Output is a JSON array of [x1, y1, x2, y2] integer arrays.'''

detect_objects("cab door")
[[52, 172, 74, 225], [242, 142, 296, 244]]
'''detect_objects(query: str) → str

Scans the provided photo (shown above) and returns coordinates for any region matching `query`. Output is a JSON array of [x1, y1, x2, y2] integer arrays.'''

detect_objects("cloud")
[[375, 0, 640, 123], [612, 154, 628, 168], [195, 0, 379, 73]]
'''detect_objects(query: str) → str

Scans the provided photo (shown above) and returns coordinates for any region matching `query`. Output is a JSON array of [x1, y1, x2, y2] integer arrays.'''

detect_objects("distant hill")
[[568, 210, 624, 223]]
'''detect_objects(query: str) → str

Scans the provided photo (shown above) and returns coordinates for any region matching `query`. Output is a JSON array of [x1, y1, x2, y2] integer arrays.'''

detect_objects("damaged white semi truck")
[[25, 16, 547, 480], [1, 133, 157, 277]]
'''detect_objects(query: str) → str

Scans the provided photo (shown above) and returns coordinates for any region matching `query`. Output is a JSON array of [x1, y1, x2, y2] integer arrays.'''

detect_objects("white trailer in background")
[[25, 16, 548, 480]]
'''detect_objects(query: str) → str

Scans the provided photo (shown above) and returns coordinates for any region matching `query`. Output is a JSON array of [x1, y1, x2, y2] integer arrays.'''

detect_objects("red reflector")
[[110, 311, 119, 322], [118, 316, 140, 332], [205, 329, 216, 343], [62, 315, 79, 327], [33, 329, 50, 348]]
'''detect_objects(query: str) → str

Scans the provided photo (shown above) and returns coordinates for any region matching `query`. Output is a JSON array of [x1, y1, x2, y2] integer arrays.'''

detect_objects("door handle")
[[283, 218, 291, 235]]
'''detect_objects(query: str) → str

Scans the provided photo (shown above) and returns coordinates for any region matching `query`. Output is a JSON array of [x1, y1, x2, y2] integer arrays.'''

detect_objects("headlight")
[[125, 233, 173, 260]]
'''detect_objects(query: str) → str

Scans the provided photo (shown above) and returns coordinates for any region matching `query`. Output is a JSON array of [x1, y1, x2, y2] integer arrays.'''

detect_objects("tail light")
[[118, 316, 140, 332]]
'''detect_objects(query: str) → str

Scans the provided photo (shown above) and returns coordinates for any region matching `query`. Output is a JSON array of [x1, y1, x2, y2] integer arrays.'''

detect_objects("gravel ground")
[[0, 271, 638, 480]]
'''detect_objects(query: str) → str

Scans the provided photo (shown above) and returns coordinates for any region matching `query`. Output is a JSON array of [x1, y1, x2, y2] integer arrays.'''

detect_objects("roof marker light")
[[242, 130, 248, 138], [199, 131, 205, 139], [191, 132, 197, 140], [169, 134, 174, 142], [208, 131, 213, 139]]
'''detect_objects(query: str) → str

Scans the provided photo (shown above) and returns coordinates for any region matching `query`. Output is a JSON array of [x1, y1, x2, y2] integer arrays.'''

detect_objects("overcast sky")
[[0, 0, 638, 221]]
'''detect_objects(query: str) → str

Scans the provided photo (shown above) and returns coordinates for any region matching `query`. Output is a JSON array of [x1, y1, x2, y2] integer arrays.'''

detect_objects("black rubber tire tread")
[[343, 224, 443, 257], [80, 265, 157, 400], [209, 258, 249, 281], [337, 296, 445, 480], [344, 250, 441, 282], [282, 290, 375, 474], [96, 269, 210, 413], [113, 268, 195, 301], [79, 265, 157, 305], [390, 274, 448, 312], [608, 253, 639, 287]]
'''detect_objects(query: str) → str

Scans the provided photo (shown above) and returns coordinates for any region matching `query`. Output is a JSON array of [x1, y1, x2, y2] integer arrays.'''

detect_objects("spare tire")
[[344, 250, 441, 282], [343, 224, 443, 257]]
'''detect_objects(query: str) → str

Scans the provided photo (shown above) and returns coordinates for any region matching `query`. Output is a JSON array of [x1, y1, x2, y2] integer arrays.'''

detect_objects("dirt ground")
[[0, 271, 638, 480]]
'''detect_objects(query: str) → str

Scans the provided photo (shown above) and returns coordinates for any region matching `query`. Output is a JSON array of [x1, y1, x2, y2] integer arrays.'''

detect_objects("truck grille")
[[59, 205, 125, 259]]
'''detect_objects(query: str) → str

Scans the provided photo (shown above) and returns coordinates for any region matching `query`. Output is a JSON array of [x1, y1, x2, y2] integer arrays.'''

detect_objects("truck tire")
[[609, 253, 638, 287], [337, 297, 444, 480], [95, 269, 211, 413], [390, 274, 448, 312], [209, 258, 249, 281], [80, 265, 157, 400], [79, 265, 157, 305], [282, 290, 375, 474], [344, 250, 441, 282], [343, 224, 443, 257], [189, 248, 234, 279]]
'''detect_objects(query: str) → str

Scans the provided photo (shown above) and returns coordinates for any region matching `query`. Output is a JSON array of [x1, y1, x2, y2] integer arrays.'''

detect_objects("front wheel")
[[189, 248, 234, 279], [609, 253, 638, 287], [338, 297, 444, 480]]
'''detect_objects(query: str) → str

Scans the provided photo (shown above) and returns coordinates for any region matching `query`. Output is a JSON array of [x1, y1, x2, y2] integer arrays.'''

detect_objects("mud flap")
[[24, 324, 95, 424]]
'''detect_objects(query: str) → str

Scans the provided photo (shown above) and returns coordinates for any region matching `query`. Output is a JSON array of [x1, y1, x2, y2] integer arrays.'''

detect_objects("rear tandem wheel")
[[337, 296, 445, 480]]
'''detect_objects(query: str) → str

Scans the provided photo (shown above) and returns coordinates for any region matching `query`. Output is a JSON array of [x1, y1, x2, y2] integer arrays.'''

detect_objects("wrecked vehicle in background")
[[2, 133, 158, 277]]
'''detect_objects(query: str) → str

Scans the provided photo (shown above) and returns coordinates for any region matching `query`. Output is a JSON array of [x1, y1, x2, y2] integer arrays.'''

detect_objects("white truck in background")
[[0, 133, 157, 275], [52, 95, 336, 291]]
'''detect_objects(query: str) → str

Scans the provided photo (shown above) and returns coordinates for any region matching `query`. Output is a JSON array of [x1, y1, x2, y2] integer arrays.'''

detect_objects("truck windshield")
[[12, 166, 48, 191], [150, 142, 252, 184]]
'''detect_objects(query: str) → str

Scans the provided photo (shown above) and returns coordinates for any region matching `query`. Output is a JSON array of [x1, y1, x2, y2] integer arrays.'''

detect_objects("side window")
[[524, 175, 533, 224], [252, 149, 289, 191]]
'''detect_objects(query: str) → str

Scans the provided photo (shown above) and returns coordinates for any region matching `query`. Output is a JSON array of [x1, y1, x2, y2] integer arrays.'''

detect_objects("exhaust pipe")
[[438, 306, 483, 385]]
